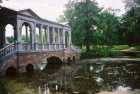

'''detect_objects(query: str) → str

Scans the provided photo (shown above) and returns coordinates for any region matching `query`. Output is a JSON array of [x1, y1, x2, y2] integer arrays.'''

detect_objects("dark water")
[[70, 60, 140, 94], [5, 59, 139, 94], [33, 60, 140, 94]]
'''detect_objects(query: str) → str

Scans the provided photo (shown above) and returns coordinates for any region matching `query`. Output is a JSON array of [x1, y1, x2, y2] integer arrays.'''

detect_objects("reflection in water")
[[72, 61, 140, 94], [116, 85, 131, 92], [39, 60, 140, 94], [98, 86, 140, 94], [96, 77, 104, 83]]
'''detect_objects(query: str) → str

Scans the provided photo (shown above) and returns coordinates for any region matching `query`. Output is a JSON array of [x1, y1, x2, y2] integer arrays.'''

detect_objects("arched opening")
[[21, 22, 32, 43], [44, 56, 62, 74], [65, 32, 69, 48], [5, 24, 15, 44], [67, 57, 71, 63], [26, 64, 34, 73], [6, 67, 17, 77], [21, 22, 32, 50], [73, 56, 76, 62]]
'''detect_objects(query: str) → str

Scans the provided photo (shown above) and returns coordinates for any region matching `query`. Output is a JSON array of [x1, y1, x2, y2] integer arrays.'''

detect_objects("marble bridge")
[[0, 6, 80, 75]]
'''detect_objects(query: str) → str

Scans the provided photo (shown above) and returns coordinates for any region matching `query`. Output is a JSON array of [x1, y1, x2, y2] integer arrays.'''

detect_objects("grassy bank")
[[80, 45, 140, 59]]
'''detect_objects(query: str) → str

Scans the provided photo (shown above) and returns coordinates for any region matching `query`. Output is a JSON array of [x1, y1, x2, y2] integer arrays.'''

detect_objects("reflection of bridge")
[[0, 6, 80, 75]]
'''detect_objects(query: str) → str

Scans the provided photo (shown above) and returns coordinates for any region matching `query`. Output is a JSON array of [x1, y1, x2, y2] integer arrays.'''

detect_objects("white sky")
[[1, 0, 125, 22]]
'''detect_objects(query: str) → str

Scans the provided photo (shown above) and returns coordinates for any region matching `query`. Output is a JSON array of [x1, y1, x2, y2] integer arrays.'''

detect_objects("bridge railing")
[[19, 43, 65, 51], [0, 43, 16, 58], [20, 43, 32, 51], [70, 45, 81, 53]]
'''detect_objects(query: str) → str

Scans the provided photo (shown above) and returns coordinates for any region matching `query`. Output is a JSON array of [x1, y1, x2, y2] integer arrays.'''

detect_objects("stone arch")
[[72, 56, 76, 62], [44, 56, 63, 74], [65, 31, 69, 48], [26, 64, 34, 73], [6, 66, 17, 77], [5, 24, 15, 44], [21, 22, 32, 44], [67, 57, 71, 63]]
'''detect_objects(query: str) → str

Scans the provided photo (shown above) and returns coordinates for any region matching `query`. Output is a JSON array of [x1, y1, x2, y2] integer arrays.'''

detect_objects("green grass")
[[111, 45, 130, 51], [80, 45, 133, 59]]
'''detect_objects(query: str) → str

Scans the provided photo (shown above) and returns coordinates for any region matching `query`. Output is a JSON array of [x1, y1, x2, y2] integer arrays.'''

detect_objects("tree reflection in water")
[[71, 61, 140, 94]]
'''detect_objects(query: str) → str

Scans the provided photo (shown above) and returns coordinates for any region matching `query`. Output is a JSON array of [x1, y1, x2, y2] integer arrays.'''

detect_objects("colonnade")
[[16, 21, 71, 51]]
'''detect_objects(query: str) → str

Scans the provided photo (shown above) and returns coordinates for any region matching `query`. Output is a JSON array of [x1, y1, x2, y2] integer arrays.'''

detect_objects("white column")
[[16, 20, 23, 51], [52, 27, 56, 50], [69, 31, 72, 47], [47, 25, 50, 50], [63, 29, 66, 48], [39, 25, 43, 49], [44, 27, 47, 49], [56, 28, 59, 49], [40, 25, 43, 44], [58, 28, 61, 49], [34, 24, 38, 50], [30, 23, 36, 50]]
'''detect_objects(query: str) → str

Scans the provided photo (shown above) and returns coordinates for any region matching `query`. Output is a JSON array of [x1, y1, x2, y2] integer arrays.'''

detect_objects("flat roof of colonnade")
[[0, 6, 70, 29]]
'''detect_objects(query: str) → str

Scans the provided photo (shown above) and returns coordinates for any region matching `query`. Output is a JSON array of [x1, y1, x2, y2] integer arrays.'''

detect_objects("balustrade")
[[20, 43, 32, 51], [0, 43, 16, 58], [0, 43, 65, 59], [19, 43, 65, 51]]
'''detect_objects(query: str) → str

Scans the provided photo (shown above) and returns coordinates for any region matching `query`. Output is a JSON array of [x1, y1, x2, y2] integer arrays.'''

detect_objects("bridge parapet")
[[18, 43, 65, 52]]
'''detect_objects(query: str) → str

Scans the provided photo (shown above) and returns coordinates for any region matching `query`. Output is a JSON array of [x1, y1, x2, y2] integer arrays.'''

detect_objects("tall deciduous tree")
[[122, 0, 140, 45], [97, 10, 120, 45], [63, 0, 100, 52]]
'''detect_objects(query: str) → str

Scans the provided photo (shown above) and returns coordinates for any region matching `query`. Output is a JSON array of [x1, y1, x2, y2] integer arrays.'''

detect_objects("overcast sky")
[[1, 0, 125, 22]]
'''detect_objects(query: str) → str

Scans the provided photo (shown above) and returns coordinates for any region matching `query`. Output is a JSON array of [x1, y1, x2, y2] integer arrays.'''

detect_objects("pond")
[[70, 58, 140, 94], [5, 58, 140, 94]]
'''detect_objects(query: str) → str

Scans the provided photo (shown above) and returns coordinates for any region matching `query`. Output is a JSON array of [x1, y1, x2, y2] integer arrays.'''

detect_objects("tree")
[[123, 0, 135, 10], [97, 10, 120, 45], [63, 0, 100, 52], [121, 0, 140, 45]]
